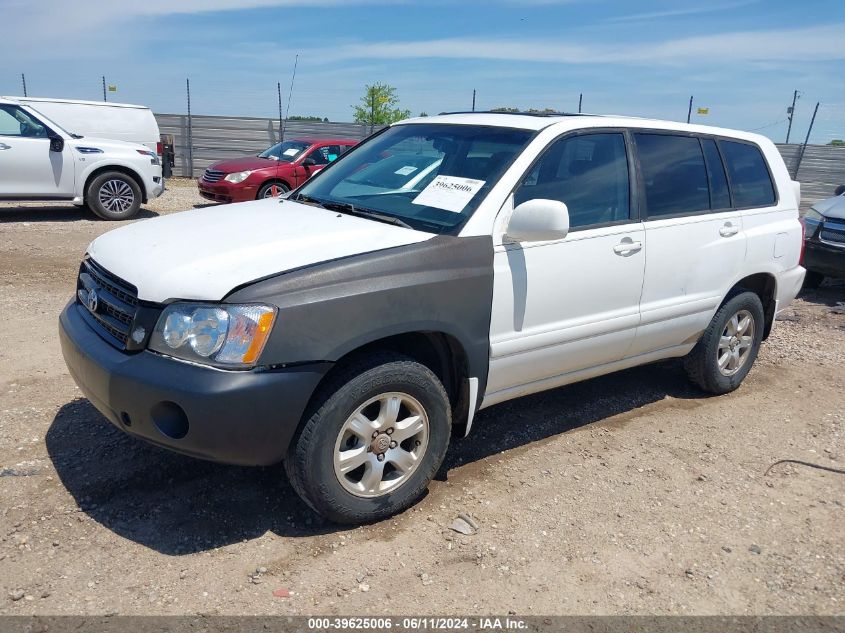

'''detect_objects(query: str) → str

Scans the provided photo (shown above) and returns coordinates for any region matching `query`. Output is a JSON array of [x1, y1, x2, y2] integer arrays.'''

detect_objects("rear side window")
[[700, 138, 731, 210], [514, 132, 630, 229], [719, 140, 776, 208], [635, 134, 709, 217]]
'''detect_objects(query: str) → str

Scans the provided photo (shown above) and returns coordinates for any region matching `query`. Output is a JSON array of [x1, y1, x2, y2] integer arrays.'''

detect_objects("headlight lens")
[[803, 208, 824, 222], [224, 170, 254, 184], [149, 303, 277, 368]]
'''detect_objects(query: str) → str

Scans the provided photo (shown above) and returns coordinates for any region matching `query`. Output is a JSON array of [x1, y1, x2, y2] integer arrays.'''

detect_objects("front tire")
[[86, 172, 142, 220], [257, 181, 290, 199], [683, 290, 764, 394], [285, 353, 451, 524]]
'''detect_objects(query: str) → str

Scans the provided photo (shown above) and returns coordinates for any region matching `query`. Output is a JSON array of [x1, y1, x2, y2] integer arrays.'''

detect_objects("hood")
[[208, 156, 279, 173], [87, 198, 434, 303], [811, 194, 845, 221], [69, 136, 150, 153]]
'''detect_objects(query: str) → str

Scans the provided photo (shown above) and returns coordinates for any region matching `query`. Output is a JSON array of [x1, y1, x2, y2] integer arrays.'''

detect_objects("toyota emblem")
[[86, 289, 99, 313]]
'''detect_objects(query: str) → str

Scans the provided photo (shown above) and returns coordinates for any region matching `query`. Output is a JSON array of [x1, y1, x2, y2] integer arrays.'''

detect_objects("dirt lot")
[[1, 179, 843, 616]]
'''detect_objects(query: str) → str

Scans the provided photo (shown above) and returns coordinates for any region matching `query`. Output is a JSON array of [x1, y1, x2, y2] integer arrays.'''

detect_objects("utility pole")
[[186, 78, 193, 178], [793, 101, 819, 179], [687, 96, 693, 124], [785, 89, 799, 144], [21, 73, 27, 97], [472, 89, 476, 112], [578, 93, 583, 114], [102, 76, 107, 102], [370, 88, 376, 134]]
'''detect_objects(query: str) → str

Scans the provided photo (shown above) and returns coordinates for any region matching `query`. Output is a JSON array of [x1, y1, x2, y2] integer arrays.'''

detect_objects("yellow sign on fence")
[[108, 85, 117, 92], [697, 107, 709, 115]]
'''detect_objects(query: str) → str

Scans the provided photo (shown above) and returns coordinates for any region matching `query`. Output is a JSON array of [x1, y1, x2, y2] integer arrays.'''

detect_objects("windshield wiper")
[[320, 200, 414, 229], [293, 193, 328, 208]]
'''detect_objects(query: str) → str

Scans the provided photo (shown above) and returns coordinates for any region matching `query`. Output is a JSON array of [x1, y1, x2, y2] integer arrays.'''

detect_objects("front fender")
[[225, 235, 495, 396]]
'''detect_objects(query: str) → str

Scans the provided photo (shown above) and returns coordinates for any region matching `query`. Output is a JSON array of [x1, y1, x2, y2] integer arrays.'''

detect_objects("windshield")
[[259, 140, 311, 162], [294, 124, 534, 234]]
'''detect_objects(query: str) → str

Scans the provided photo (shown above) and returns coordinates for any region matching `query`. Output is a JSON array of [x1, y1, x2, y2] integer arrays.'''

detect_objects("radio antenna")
[[280, 54, 299, 143]]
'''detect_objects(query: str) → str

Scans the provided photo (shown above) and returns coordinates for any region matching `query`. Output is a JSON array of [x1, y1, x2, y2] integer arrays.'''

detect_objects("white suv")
[[0, 97, 163, 219], [59, 112, 805, 523]]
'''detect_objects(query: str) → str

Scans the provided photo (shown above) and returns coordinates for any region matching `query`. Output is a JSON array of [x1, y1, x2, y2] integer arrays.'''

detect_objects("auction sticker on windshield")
[[395, 166, 418, 176], [412, 175, 485, 213], [283, 148, 301, 157]]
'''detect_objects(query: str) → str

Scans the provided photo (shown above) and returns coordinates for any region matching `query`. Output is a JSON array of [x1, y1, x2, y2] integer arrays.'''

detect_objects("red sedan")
[[197, 137, 358, 203]]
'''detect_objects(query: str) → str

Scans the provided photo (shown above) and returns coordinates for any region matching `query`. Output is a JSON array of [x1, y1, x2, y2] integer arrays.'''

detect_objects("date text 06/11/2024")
[[306, 617, 528, 630]]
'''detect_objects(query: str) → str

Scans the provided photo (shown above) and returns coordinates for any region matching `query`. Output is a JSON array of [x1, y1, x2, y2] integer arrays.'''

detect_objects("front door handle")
[[719, 222, 739, 238], [0, 143, 11, 150], [613, 239, 643, 256]]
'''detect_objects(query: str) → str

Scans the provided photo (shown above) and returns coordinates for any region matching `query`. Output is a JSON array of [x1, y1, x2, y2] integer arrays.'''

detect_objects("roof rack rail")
[[436, 110, 593, 117]]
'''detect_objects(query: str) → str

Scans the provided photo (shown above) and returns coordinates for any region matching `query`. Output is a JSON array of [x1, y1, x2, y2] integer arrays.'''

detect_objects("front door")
[[485, 131, 645, 405], [293, 144, 338, 186], [0, 104, 74, 197]]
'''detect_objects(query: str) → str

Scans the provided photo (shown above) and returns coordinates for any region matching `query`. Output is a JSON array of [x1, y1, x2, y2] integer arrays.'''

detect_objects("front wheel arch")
[[83, 165, 147, 204]]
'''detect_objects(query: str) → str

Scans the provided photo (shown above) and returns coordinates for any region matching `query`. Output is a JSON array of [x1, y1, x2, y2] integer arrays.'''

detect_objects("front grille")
[[820, 224, 845, 246], [202, 168, 225, 183], [77, 259, 139, 349]]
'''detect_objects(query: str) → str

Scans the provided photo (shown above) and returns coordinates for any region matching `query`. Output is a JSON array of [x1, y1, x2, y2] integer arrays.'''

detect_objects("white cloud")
[[608, 0, 760, 22], [321, 23, 845, 65]]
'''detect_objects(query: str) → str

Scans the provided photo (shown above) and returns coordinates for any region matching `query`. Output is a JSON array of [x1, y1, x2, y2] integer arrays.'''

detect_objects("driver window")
[[514, 132, 631, 229], [306, 147, 330, 165], [0, 105, 48, 138]]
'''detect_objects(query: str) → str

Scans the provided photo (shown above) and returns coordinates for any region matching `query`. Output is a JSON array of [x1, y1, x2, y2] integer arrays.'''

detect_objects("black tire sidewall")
[[257, 181, 289, 199], [87, 172, 142, 220], [290, 359, 450, 523], [700, 292, 765, 393]]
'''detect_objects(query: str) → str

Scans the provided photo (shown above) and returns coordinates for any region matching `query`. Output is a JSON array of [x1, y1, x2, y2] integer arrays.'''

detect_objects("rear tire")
[[86, 172, 142, 220], [683, 290, 764, 395], [257, 181, 290, 199], [285, 353, 451, 524], [802, 270, 825, 290]]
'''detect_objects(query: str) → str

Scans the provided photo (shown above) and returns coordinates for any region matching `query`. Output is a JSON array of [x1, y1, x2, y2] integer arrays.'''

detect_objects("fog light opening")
[[151, 401, 189, 440], [120, 412, 132, 427]]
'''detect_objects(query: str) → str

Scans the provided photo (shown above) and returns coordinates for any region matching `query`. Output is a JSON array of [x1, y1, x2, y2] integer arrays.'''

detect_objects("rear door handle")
[[613, 239, 643, 256], [719, 222, 739, 237], [0, 143, 11, 150]]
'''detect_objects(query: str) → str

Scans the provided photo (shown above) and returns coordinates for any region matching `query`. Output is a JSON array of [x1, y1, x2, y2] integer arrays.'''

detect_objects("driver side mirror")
[[49, 134, 64, 153], [302, 157, 317, 167], [505, 199, 570, 243]]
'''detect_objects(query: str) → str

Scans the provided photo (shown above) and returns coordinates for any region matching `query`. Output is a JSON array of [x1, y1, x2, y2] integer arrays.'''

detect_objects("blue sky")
[[2, 0, 843, 143]]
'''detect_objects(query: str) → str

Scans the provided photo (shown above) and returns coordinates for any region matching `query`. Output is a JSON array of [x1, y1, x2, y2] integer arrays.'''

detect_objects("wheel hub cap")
[[718, 309, 755, 377], [333, 392, 429, 498], [371, 434, 391, 454]]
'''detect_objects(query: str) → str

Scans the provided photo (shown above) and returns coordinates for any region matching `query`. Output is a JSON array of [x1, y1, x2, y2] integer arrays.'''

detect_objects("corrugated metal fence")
[[776, 143, 845, 206], [155, 113, 377, 177], [156, 114, 844, 205]]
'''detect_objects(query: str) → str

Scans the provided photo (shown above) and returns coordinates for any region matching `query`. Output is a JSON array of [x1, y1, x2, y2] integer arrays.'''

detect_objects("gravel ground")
[[0, 179, 843, 616]]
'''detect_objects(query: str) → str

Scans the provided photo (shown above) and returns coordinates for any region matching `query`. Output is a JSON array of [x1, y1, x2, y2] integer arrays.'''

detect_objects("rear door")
[[0, 104, 74, 197], [628, 132, 745, 357]]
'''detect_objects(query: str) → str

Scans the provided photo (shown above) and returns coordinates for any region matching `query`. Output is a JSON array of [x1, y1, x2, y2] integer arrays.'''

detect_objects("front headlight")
[[149, 303, 277, 368], [224, 170, 254, 184], [803, 208, 825, 222]]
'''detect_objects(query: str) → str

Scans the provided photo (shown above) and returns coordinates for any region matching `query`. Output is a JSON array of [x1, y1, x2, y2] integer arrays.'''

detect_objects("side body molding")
[[226, 235, 495, 402]]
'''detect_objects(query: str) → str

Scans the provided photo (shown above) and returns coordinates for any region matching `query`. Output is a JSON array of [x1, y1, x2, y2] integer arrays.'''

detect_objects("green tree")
[[288, 115, 330, 122], [352, 83, 411, 126], [491, 106, 520, 112], [418, 112, 429, 117], [829, 139, 845, 146]]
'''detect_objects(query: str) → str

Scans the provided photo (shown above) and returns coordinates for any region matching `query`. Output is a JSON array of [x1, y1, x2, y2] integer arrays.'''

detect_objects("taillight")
[[799, 219, 806, 265], [156, 141, 163, 156]]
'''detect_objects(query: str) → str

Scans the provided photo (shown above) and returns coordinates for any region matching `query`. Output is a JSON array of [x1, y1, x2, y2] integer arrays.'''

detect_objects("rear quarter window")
[[634, 133, 710, 217], [719, 140, 776, 208]]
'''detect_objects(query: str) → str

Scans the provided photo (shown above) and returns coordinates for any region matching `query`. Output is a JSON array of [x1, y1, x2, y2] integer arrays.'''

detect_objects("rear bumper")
[[59, 300, 328, 466], [775, 265, 805, 314], [803, 240, 845, 278]]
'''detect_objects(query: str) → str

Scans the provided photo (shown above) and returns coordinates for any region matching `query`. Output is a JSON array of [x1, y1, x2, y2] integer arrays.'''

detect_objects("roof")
[[397, 111, 772, 145], [289, 137, 359, 144], [2, 96, 150, 110]]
